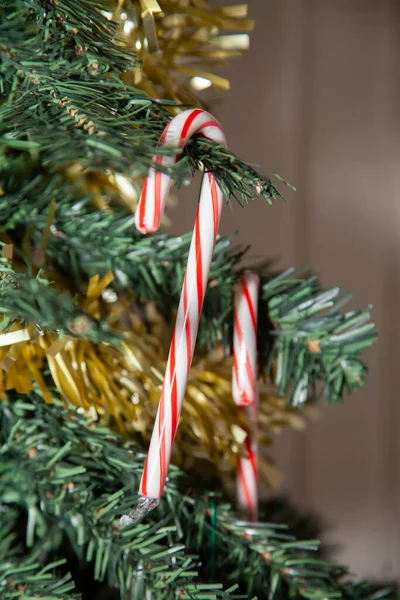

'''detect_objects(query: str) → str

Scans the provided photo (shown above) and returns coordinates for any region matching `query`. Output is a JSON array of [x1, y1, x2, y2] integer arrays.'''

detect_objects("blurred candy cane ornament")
[[121, 109, 227, 523], [233, 271, 260, 520]]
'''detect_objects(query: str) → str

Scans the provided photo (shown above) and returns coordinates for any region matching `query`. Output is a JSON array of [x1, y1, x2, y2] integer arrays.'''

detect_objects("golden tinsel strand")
[[102, 0, 254, 106]]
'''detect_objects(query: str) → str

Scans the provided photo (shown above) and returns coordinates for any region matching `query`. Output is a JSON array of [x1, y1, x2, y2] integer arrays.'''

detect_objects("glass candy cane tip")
[[120, 495, 159, 527]]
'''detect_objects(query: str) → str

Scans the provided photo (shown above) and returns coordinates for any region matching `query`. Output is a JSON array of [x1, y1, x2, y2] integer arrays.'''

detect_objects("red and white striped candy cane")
[[131, 109, 226, 514], [233, 272, 259, 520]]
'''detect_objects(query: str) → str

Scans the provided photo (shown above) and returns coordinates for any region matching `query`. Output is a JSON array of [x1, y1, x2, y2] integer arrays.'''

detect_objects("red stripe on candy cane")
[[195, 207, 203, 314], [154, 170, 162, 231], [183, 275, 192, 375], [209, 173, 219, 240], [196, 120, 224, 138], [169, 333, 179, 444], [158, 387, 167, 499], [141, 452, 149, 498], [240, 277, 257, 334], [180, 108, 203, 144], [159, 123, 170, 145], [137, 177, 148, 233], [245, 434, 257, 481]]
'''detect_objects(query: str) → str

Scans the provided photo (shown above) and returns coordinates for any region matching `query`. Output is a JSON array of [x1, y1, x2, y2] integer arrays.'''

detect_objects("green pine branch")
[[0, 513, 78, 599], [0, 395, 394, 600], [263, 269, 377, 403], [0, 244, 376, 406], [0, 0, 285, 206], [0, 259, 119, 345]]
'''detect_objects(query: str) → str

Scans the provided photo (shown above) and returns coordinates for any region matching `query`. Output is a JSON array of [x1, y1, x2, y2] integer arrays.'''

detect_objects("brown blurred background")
[[169, 0, 400, 583]]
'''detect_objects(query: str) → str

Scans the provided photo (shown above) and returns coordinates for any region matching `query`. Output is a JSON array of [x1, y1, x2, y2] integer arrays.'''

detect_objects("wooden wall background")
[[169, 0, 400, 582]]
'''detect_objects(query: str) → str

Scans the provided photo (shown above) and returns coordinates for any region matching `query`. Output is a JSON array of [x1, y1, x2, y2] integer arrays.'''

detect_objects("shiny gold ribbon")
[[104, 0, 254, 105], [140, 0, 162, 52], [0, 329, 30, 348]]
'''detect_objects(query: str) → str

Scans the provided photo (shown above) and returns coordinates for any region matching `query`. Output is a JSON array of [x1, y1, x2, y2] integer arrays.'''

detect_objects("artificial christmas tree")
[[0, 1, 391, 598]]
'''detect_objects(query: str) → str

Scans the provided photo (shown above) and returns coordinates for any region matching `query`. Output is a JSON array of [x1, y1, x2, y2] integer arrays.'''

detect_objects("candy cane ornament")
[[121, 109, 227, 524], [233, 272, 260, 520]]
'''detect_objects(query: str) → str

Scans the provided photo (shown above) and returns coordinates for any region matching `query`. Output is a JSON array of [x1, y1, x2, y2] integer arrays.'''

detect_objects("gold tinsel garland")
[[0, 270, 311, 488], [103, 0, 254, 105]]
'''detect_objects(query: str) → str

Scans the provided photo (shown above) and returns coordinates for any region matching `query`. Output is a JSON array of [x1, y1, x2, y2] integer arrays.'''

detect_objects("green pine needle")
[[0, 259, 119, 345], [0, 514, 78, 599], [0, 0, 284, 206], [0, 396, 394, 600]]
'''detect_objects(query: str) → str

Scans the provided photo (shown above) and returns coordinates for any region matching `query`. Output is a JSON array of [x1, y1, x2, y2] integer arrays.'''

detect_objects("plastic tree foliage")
[[0, 1, 389, 599]]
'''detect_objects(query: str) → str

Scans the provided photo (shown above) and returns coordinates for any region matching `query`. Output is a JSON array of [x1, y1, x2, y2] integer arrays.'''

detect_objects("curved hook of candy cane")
[[232, 271, 260, 521], [135, 108, 227, 234], [121, 109, 228, 526]]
